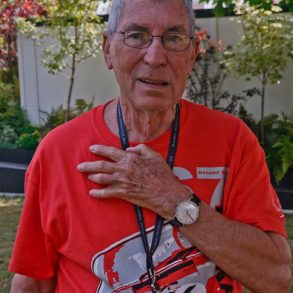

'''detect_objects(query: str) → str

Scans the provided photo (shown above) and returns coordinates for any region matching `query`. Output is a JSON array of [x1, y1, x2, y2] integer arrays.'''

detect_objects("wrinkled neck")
[[104, 99, 177, 142]]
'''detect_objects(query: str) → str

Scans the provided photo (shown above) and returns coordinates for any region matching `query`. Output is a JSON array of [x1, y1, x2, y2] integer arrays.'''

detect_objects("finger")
[[89, 186, 122, 199], [77, 160, 116, 173], [88, 173, 114, 185], [127, 144, 162, 161], [126, 144, 156, 157], [89, 145, 126, 162], [89, 188, 148, 209]]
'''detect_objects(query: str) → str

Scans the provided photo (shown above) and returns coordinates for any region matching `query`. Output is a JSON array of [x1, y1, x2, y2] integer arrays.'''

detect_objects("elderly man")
[[9, 0, 291, 292]]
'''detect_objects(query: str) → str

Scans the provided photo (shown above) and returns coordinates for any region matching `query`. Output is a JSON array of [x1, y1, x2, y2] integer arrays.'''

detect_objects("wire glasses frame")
[[118, 31, 195, 52]]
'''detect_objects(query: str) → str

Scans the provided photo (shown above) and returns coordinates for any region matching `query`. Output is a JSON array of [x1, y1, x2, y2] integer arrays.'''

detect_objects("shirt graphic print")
[[91, 166, 234, 293]]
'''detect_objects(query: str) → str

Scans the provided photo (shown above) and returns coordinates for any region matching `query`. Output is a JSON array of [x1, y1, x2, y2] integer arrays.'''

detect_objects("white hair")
[[107, 0, 195, 39]]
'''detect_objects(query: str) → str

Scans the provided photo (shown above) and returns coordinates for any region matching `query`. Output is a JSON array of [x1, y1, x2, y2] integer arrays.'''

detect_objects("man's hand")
[[10, 274, 56, 293], [77, 144, 191, 219]]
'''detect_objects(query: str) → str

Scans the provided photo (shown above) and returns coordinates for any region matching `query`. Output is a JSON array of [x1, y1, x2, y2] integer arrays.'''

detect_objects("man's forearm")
[[180, 202, 292, 293], [10, 274, 56, 293]]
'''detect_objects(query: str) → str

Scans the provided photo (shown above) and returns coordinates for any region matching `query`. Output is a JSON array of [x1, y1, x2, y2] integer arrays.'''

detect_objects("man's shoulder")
[[44, 108, 95, 141], [36, 103, 106, 154], [182, 99, 242, 128]]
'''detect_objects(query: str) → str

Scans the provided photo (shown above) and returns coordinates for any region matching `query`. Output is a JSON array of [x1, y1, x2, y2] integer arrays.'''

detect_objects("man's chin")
[[130, 96, 177, 112]]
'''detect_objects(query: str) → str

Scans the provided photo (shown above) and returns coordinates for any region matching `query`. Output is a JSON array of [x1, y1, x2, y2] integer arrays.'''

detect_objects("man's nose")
[[143, 37, 167, 68]]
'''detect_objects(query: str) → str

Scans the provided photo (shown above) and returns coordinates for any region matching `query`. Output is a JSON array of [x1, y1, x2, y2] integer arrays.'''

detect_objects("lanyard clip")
[[151, 282, 160, 292], [148, 268, 160, 292]]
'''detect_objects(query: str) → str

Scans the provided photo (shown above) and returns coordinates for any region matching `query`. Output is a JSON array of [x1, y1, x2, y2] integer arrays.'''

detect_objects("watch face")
[[176, 201, 199, 225]]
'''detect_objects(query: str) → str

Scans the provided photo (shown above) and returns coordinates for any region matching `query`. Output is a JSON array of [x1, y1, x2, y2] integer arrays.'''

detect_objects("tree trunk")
[[65, 53, 76, 122], [65, 27, 78, 122], [6, 34, 15, 84], [216, 16, 220, 70], [260, 82, 266, 145]]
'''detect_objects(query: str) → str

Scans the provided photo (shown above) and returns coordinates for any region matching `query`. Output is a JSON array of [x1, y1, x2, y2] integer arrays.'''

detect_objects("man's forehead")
[[118, 0, 189, 31], [123, 0, 182, 6], [123, 23, 188, 33], [121, 0, 186, 14]]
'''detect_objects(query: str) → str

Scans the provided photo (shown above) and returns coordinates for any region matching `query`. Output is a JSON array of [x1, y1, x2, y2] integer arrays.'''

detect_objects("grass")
[[0, 197, 23, 293], [0, 197, 292, 292]]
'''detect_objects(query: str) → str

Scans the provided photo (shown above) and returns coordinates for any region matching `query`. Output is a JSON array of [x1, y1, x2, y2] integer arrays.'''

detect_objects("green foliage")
[[0, 78, 41, 149], [285, 214, 293, 240], [0, 73, 94, 150], [0, 35, 4, 48], [0, 81, 28, 137], [186, 30, 259, 114], [16, 130, 41, 150], [264, 113, 293, 183], [16, 0, 104, 74], [74, 97, 94, 114], [0, 125, 18, 144], [0, 197, 23, 293], [239, 106, 293, 183], [40, 98, 94, 132], [224, 5, 293, 143], [271, 136, 293, 183], [224, 5, 293, 86], [15, 0, 105, 120], [0, 0, 44, 85], [199, 0, 293, 16]]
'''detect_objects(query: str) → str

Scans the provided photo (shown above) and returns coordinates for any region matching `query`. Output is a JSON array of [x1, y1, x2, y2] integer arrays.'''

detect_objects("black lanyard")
[[117, 101, 180, 292]]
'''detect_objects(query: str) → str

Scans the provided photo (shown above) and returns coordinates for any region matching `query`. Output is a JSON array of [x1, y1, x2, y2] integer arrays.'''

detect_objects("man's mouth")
[[138, 78, 169, 86]]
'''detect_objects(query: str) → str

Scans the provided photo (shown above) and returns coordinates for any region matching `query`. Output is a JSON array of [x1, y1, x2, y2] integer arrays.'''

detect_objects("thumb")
[[126, 144, 155, 157]]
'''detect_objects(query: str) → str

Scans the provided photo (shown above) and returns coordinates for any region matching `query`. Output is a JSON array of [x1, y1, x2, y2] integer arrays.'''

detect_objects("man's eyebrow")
[[122, 24, 188, 33], [123, 23, 149, 32], [166, 25, 188, 33]]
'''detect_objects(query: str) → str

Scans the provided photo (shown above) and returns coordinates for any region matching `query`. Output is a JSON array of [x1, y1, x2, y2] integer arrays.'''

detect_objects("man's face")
[[103, 0, 198, 112]]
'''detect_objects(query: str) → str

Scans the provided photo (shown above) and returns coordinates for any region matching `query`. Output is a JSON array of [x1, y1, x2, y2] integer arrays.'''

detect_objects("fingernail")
[[89, 190, 96, 196], [89, 145, 98, 152], [77, 163, 84, 171]]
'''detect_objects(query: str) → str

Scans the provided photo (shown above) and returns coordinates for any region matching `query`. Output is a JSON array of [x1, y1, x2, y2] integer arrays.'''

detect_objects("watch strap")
[[171, 217, 183, 227], [190, 193, 201, 206]]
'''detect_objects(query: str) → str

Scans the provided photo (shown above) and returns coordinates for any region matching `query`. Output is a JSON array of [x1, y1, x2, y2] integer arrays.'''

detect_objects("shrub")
[[40, 98, 94, 133], [239, 106, 293, 183], [0, 78, 40, 149], [16, 131, 41, 150], [224, 5, 293, 144], [185, 29, 259, 115], [0, 124, 18, 144]]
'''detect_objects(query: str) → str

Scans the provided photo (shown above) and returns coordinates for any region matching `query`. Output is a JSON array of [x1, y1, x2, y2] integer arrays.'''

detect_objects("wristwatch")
[[171, 193, 201, 227]]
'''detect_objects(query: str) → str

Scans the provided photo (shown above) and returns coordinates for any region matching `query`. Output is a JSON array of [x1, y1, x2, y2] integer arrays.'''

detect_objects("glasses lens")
[[124, 31, 151, 48], [163, 33, 190, 51]]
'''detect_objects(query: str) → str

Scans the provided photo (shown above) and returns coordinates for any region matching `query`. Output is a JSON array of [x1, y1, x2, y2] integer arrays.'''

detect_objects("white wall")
[[17, 33, 119, 124], [17, 15, 293, 125], [196, 16, 293, 119]]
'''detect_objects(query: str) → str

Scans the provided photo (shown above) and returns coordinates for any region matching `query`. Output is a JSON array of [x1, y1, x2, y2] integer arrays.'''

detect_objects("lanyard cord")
[[117, 101, 180, 292]]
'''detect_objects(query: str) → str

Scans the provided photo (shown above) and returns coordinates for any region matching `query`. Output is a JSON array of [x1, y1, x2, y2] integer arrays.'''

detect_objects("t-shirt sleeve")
[[223, 120, 286, 237], [9, 163, 58, 279]]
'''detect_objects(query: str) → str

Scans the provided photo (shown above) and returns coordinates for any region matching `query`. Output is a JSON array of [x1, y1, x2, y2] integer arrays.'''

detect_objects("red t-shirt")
[[9, 99, 285, 292]]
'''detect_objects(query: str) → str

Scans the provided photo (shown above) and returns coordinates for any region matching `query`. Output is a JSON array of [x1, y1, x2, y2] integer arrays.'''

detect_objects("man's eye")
[[126, 32, 146, 40], [165, 34, 183, 43]]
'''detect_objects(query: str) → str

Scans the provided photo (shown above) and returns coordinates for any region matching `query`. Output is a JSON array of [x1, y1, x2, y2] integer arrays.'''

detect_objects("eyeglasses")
[[118, 31, 195, 52]]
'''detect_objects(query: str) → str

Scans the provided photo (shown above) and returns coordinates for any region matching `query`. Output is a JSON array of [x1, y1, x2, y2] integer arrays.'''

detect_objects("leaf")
[[213, 2, 226, 17], [271, 5, 283, 12]]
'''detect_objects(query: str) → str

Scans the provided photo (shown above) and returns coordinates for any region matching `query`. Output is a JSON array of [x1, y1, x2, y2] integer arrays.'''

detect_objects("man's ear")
[[189, 38, 200, 73], [102, 32, 113, 70]]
